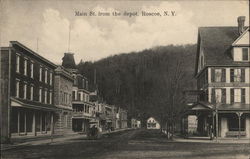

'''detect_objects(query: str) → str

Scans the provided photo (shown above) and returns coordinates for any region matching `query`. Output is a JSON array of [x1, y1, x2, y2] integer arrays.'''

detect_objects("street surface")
[[2, 129, 250, 159]]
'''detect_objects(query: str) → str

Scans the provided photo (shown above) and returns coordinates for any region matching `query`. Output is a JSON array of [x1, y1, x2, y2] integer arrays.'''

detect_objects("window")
[[214, 89, 221, 103], [30, 85, 34, 100], [86, 95, 89, 102], [72, 91, 75, 100], [86, 81, 89, 90], [45, 69, 48, 84], [215, 69, 222, 82], [39, 66, 42, 82], [23, 83, 27, 99], [242, 48, 249, 61], [49, 72, 53, 85], [60, 91, 63, 103], [69, 94, 71, 105], [16, 79, 20, 97], [234, 69, 241, 82], [81, 93, 84, 101], [231, 88, 241, 103], [30, 61, 34, 78], [230, 69, 245, 82], [49, 91, 52, 104], [73, 75, 77, 85], [44, 89, 47, 104], [212, 88, 226, 104], [39, 88, 42, 102], [24, 59, 28, 76], [16, 54, 20, 73], [212, 68, 226, 82]]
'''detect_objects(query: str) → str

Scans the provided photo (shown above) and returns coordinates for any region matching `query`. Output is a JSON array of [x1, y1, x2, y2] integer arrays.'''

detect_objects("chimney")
[[237, 16, 245, 35]]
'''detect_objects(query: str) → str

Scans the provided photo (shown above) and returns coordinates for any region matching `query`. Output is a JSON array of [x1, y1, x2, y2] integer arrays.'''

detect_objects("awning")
[[11, 98, 58, 111], [182, 102, 212, 116]]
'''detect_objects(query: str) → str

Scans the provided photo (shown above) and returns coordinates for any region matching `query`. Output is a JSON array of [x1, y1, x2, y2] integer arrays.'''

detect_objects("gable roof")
[[195, 27, 250, 76]]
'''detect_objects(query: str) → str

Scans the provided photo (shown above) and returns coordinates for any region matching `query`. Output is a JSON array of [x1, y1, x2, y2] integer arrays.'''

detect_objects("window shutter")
[[222, 89, 226, 103], [241, 88, 245, 104], [230, 69, 234, 82], [241, 69, 245, 82], [222, 69, 226, 82], [211, 88, 215, 103], [230, 88, 234, 103], [211, 68, 215, 82]]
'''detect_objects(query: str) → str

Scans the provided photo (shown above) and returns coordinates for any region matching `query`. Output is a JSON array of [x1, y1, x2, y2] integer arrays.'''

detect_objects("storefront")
[[10, 102, 56, 137]]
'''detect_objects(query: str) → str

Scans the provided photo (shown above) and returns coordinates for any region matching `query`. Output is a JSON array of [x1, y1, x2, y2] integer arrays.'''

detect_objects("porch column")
[[246, 117, 250, 138], [32, 112, 36, 136], [220, 117, 228, 138], [40, 113, 42, 133], [24, 112, 27, 135], [50, 113, 54, 135], [82, 120, 85, 132], [17, 110, 20, 135], [45, 113, 47, 133], [236, 112, 243, 139]]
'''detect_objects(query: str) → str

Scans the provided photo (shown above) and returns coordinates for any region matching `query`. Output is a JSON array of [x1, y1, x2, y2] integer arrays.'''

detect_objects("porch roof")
[[11, 97, 58, 111], [215, 103, 250, 112], [183, 102, 212, 116]]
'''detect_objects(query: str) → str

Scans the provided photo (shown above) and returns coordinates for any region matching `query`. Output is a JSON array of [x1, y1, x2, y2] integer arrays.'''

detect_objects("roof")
[[54, 66, 74, 81], [216, 103, 250, 111], [10, 41, 57, 69], [195, 27, 250, 76], [62, 53, 77, 69]]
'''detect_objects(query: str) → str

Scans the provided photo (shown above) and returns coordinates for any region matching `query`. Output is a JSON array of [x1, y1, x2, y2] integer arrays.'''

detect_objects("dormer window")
[[242, 48, 249, 61], [232, 47, 250, 62]]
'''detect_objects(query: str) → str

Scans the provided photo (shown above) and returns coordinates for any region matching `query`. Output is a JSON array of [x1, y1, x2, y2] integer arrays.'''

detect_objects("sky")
[[0, 0, 249, 64]]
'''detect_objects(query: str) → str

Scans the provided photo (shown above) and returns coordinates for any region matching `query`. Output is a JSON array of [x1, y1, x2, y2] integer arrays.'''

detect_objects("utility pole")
[[36, 38, 39, 53], [68, 23, 71, 52]]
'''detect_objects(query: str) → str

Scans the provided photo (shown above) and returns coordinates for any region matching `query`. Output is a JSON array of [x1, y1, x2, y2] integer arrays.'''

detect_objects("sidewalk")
[[1, 128, 132, 151], [174, 136, 250, 144]]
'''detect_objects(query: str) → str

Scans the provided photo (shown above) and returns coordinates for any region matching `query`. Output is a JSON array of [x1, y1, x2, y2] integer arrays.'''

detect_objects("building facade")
[[54, 66, 74, 134], [1, 41, 57, 141], [188, 16, 250, 138], [62, 53, 95, 133], [119, 108, 128, 129], [131, 118, 141, 128], [147, 117, 160, 129]]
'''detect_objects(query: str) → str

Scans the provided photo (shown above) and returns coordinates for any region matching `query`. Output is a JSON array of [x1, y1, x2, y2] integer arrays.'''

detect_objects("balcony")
[[72, 111, 95, 119]]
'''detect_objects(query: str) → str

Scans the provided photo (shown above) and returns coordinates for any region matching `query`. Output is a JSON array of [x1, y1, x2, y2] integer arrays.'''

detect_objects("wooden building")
[[187, 16, 250, 138]]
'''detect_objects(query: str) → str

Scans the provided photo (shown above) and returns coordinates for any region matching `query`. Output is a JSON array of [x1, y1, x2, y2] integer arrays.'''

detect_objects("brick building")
[[0, 41, 57, 141], [54, 66, 74, 134], [62, 53, 95, 133]]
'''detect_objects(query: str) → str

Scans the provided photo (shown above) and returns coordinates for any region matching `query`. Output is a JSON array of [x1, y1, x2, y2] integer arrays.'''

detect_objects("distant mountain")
[[77, 44, 197, 121]]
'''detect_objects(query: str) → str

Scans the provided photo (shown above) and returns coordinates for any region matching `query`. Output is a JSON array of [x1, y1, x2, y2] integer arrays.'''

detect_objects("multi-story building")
[[62, 53, 95, 133], [104, 104, 115, 131], [119, 108, 128, 129], [54, 66, 74, 134], [0, 41, 58, 141], [189, 16, 250, 138]]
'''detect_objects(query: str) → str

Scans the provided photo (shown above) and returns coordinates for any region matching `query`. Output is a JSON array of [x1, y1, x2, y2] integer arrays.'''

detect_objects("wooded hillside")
[[77, 44, 197, 123]]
